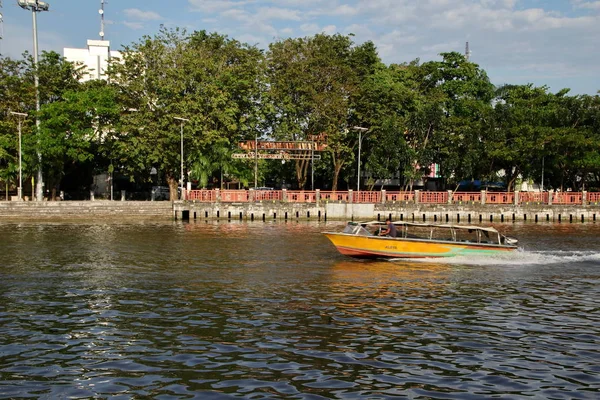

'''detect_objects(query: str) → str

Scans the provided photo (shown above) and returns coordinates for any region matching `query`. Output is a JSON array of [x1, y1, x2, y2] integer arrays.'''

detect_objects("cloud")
[[179, 0, 599, 93], [300, 23, 319, 34], [257, 7, 302, 21], [188, 0, 254, 13], [123, 8, 163, 21], [572, 1, 600, 10], [123, 21, 145, 30], [220, 9, 250, 21], [322, 25, 338, 35]]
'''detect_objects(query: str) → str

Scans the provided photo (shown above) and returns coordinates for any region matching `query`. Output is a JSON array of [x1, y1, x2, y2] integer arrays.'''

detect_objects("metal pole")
[[17, 118, 22, 199], [254, 134, 258, 188], [173, 116, 189, 199], [311, 141, 314, 191], [352, 127, 368, 192], [541, 156, 544, 193], [357, 130, 361, 192], [9, 111, 27, 200], [180, 121, 184, 198], [32, 7, 43, 201]]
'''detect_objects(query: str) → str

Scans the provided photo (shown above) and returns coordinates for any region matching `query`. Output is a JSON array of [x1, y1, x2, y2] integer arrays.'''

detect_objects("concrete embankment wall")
[[177, 201, 600, 223], [1, 200, 598, 223], [0, 201, 173, 219]]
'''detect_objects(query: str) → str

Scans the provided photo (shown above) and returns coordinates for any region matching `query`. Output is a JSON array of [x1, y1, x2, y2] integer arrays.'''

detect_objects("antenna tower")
[[0, 0, 3, 54], [465, 41, 471, 62], [99, 0, 105, 40]]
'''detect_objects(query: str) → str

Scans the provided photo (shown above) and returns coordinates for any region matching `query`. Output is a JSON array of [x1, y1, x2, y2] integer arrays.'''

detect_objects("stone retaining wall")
[[175, 201, 600, 223], [2, 200, 598, 223], [0, 201, 173, 219]]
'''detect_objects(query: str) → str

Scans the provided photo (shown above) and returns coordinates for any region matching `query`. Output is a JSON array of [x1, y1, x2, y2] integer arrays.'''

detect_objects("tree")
[[419, 52, 495, 186], [490, 84, 561, 191], [0, 56, 31, 198], [267, 34, 377, 190], [110, 28, 265, 199], [39, 80, 121, 197]]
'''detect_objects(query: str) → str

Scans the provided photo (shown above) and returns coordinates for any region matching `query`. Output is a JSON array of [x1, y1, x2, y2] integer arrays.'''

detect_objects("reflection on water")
[[0, 220, 599, 398]]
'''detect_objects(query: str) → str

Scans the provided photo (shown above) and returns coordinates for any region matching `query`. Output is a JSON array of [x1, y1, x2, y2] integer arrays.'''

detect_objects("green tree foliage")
[[266, 34, 378, 190], [39, 80, 121, 195], [0, 57, 30, 196], [1, 52, 81, 197], [110, 28, 265, 198], [3, 27, 600, 197], [488, 84, 598, 191], [189, 138, 252, 189], [356, 60, 445, 190], [419, 52, 495, 186]]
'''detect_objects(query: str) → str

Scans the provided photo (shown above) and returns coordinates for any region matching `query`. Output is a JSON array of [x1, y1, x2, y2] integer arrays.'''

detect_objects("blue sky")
[[2, 0, 599, 95]]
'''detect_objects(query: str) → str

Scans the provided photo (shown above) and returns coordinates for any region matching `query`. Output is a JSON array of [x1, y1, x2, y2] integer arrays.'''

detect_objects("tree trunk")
[[167, 175, 179, 201], [332, 162, 343, 191], [295, 156, 309, 189]]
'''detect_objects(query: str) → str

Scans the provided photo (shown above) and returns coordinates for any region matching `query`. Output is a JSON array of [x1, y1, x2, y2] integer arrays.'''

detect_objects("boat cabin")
[[343, 221, 517, 246]]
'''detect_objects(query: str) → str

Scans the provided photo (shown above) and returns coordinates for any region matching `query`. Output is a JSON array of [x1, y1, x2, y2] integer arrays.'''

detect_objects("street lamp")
[[9, 111, 27, 200], [254, 133, 258, 189], [173, 117, 189, 200], [352, 126, 369, 192], [17, 0, 50, 201]]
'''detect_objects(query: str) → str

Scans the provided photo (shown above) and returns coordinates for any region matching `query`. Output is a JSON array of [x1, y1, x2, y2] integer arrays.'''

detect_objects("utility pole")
[[0, 1, 4, 55], [173, 117, 189, 200], [254, 134, 258, 188], [465, 41, 471, 61], [17, 0, 50, 201], [99, 0, 105, 39], [352, 127, 369, 192], [9, 111, 27, 200]]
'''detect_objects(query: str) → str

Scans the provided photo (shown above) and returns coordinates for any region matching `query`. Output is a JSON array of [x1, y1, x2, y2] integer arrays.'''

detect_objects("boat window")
[[430, 227, 454, 241], [343, 224, 357, 234], [479, 230, 498, 244], [455, 229, 480, 243], [355, 226, 372, 236], [405, 225, 430, 240]]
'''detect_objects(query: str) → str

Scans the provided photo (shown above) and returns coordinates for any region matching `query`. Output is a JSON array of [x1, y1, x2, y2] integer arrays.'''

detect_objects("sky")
[[1, 0, 599, 95]]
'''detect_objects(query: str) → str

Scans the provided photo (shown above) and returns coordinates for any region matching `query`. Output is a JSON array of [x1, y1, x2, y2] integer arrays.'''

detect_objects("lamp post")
[[254, 133, 258, 188], [540, 142, 545, 193], [9, 111, 27, 200], [173, 117, 189, 199], [352, 127, 369, 192], [311, 139, 315, 191], [17, 0, 49, 201]]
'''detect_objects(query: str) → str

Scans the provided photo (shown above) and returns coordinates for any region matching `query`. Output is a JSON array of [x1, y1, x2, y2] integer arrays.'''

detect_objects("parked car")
[[151, 186, 170, 200], [250, 187, 274, 191]]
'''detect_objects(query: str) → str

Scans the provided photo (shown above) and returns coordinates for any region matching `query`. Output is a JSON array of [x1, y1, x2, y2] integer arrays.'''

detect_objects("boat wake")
[[390, 249, 600, 266]]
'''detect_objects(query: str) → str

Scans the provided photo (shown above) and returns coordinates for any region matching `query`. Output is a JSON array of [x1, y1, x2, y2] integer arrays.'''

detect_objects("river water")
[[0, 220, 598, 399]]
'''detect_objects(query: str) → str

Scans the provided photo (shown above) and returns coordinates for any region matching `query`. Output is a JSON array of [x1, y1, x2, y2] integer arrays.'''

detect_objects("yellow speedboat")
[[323, 221, 518, 259]]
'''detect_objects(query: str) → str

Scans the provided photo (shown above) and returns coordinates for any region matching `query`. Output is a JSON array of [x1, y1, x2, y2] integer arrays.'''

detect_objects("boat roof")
[[351, 220, 502, 234]]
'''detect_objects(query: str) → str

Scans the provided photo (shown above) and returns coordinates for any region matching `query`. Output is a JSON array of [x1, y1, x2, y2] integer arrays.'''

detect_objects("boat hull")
[[323, 233, 517, 259]]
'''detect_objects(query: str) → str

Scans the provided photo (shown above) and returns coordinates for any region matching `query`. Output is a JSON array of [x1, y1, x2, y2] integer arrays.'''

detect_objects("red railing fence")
[[183, 189, 598, 206]]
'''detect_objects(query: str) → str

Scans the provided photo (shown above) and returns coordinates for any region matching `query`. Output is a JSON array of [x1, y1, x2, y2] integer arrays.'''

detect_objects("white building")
[[63, 40, 121, 82]]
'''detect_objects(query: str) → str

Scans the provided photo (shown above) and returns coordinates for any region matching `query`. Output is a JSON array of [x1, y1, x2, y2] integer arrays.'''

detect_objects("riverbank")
[[2, 200, 599, 223], [0, 200, 173, 220], [176, 201, 600, 223]]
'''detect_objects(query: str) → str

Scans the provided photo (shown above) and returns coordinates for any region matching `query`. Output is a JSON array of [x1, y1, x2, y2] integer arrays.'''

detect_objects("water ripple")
[[0, 221, 599, 398]]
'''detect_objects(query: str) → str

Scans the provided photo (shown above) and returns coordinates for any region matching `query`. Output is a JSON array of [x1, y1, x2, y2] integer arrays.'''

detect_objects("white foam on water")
[[390, 249, 600, 266]]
